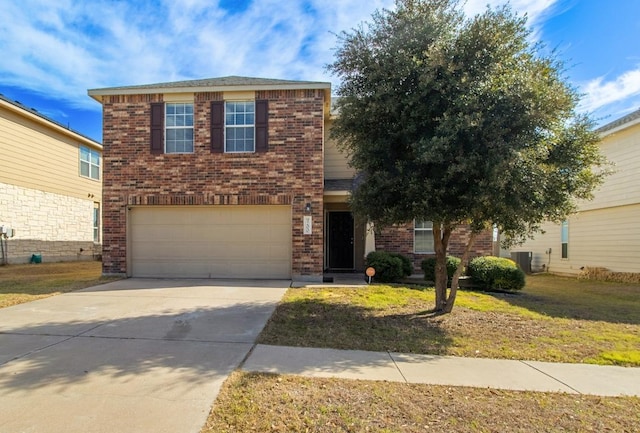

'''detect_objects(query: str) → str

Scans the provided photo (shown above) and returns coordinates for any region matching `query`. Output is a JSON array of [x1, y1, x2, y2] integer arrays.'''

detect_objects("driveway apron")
[[0, 278, 289, 433]]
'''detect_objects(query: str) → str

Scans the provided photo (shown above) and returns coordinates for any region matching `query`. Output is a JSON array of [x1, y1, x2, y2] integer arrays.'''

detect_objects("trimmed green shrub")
[[467, 256, 525, 291], [366, 251, 405, 283], [389, 252, 413, 277], [421, 256, 461, 284]]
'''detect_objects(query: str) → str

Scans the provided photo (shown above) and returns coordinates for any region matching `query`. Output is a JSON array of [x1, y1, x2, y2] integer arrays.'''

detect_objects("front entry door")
[[327, 211, 354, 269]]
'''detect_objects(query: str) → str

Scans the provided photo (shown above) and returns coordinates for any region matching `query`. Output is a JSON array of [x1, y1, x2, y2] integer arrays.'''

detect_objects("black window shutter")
[[255, 99, 268, 152], [210, 101, 224, 153], [150, 103, 164, 154]]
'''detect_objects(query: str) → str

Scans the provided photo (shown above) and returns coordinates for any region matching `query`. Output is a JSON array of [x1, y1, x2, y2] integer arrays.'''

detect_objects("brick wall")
[[375, 223, 494, 270], [101, 90, 325, 279]]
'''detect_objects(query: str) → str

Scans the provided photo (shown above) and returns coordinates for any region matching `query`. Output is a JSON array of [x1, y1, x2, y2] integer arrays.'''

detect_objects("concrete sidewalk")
[[242, 344, 640, 397]]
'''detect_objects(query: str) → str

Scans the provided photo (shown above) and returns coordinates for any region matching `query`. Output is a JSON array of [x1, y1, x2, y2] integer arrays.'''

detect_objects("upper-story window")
[[225, 101, 255, 153], [80, 146, 100, 180], [165, 103, 194, 153]]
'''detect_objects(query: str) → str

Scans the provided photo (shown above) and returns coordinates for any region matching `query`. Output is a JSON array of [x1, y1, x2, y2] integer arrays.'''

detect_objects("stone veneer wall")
[[100, 90, 325, 279], [0, 182, 99, 263], [375, 223, 494, 271]]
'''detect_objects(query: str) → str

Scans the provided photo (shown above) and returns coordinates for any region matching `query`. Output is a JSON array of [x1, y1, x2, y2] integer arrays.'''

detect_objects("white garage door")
[[129, 206, 292, 278]]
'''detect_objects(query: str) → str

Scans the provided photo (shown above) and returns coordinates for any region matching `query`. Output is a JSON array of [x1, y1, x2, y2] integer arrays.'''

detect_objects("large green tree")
[[328, 0, 608, 313]]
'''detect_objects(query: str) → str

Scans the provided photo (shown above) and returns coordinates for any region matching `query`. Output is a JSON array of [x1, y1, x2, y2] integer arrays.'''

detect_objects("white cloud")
[[579, 68, 640, 115], [0, 0, 395, 110], [463, 0, 557, 23], [20, 0, 639, 123]]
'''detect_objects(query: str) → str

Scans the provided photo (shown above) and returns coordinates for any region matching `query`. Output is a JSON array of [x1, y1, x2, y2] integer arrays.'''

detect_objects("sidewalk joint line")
[[237, 343, 259, 371], [387, 351, 409, 383], [0, 334, 76, 367], [520, 360, 582, 394]]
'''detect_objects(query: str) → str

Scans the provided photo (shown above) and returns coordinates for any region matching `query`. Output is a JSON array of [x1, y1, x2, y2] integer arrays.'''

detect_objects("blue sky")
[[1, 0, 639, 142]]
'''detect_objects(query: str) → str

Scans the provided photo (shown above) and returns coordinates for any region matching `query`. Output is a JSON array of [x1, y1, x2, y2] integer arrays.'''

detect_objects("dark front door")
[[327, 211, 354, 269]]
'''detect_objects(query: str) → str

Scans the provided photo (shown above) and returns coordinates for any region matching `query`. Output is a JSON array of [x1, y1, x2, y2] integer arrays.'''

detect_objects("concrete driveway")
[[0, 278, 289, 433]]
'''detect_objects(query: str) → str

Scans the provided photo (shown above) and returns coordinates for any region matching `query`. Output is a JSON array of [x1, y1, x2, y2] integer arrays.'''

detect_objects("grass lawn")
[[207, 275, 640, 432], [206, 372, 640, 433], [257, 274, 640, 366], [0, 261, 118, 308]]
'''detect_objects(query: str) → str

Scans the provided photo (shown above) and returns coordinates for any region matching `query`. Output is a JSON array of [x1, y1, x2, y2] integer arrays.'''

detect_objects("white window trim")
[[224, 100, 256, 153], [165, 102, 194, 154], [414, 220, 435, 254], [79, 146, 100, 180], [93, 203, 100, 244]]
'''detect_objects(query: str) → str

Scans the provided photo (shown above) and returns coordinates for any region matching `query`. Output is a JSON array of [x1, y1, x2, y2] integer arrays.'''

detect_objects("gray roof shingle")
[[597, 107, 640, 134], [89, 75, 330, 94]]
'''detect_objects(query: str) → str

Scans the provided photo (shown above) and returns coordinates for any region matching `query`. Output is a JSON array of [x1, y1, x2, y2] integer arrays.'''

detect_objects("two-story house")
[[88, 76, 492, 281], [512, 108, 640, 275], [0, 94, 102, 263]]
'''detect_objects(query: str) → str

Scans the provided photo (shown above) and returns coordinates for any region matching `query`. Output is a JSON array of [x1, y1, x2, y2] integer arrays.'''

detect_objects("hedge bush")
[[421, 256, 461, 284], [366, 251, 411, 283], [467, 256, 525, 291], [389, 252, 413, 277]]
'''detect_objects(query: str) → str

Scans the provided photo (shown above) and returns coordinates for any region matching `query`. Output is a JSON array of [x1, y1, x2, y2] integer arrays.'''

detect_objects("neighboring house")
[[512, 109, 640, 275], [88, 76, 493, 281], [0, 94, 102, 264]]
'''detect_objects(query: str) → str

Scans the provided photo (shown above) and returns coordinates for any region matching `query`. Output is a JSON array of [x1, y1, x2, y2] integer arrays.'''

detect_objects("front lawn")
[[206, 372, 640, 433], [0, 261, 119, 308], [257, 274, 640, 366]]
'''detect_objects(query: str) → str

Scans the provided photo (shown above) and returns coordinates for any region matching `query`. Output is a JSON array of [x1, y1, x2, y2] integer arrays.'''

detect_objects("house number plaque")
[[303, 216, 312, 235]]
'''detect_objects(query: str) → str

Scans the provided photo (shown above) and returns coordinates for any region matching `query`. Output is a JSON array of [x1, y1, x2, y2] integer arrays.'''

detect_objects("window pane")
[[415, 231, 434, 252], [80, 147, 90, 162], [90, 165, 99, 179], [415, 220, 433, 229], [561, 221, 569, 243], [80, 161, 89, 177]]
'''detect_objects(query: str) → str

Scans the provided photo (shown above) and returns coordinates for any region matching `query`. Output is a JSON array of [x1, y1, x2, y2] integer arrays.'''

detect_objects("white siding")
[[0, 104, 102, 202], [324, 120, 356, 180], [580, 126, 640, 211], [517, 120, 640, 275]]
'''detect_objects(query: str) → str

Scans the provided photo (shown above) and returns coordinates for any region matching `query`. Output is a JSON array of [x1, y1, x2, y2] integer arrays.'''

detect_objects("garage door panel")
[[130, 206, 291, 278]]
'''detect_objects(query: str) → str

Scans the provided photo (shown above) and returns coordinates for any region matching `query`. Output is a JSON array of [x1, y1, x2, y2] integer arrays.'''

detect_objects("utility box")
[[511, 251, 532, 274]]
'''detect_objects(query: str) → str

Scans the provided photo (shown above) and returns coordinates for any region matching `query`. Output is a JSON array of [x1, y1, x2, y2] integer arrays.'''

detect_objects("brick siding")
[[101, 90, 325, 278], [375, 223, 494, 271]]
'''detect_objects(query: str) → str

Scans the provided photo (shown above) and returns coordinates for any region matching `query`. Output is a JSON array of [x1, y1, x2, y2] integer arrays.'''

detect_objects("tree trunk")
[[443, 231, 478, 313], [433, 224, 452, 312]]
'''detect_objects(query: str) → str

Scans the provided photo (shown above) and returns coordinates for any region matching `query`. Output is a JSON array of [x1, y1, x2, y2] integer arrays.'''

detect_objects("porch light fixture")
[[304, 203, 312, 213]]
